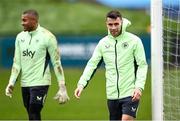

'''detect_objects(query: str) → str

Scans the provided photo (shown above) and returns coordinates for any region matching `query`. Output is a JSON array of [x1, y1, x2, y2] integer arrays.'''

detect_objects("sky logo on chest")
[[23, 49, 36, 59]]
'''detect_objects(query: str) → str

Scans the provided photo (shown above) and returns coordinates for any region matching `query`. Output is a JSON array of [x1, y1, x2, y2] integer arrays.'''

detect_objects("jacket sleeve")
[[134, 38, 148, 90], [78, 42, 103, 88], [9, 37, 21, 85], [47, 35, 65, 82]]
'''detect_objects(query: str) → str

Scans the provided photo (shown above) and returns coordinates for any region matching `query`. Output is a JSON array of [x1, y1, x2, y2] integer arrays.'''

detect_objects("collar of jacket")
[[108, 18, 131, 41], [28, 24, 40, 35]]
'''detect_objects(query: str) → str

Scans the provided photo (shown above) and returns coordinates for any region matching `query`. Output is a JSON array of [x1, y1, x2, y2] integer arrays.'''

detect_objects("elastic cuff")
[[9, 78, 16, 86], [59, 80, 65, 86], [77, 84, 84, 89], [138, 87, 143, 92]]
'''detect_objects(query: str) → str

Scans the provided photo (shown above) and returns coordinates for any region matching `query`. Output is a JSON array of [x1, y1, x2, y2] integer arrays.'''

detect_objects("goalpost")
[[151, 0, 163, 120], [151, 0, 180, 120]]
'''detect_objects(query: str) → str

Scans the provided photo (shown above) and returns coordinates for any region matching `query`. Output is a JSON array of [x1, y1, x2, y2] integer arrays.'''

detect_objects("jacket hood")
[[108, 18, 131, 37]]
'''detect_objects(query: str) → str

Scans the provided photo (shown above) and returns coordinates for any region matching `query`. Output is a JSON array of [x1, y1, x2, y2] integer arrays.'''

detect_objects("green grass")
[[0, 0, 150, 36], [0, 68, 151, 120]]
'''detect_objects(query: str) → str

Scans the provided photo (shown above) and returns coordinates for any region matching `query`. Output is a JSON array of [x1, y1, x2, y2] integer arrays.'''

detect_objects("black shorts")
[[107, 96, 139, 120], [22, 85, 49, 108]]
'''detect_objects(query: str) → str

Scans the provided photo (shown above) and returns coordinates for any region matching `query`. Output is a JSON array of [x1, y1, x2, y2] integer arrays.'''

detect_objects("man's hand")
[[5, 83, 14, 98], [74, 85, 84, 99], [54, 83, 70, 104], [132, 88, 142, 102]]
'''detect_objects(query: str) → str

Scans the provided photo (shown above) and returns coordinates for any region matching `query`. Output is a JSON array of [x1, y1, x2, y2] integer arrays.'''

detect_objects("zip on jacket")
[[115, 40, 120, 98]]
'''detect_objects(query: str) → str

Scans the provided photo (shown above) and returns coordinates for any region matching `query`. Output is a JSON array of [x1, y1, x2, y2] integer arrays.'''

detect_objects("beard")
[[110, 30, 120, 37], [23, 25, 34, 32]]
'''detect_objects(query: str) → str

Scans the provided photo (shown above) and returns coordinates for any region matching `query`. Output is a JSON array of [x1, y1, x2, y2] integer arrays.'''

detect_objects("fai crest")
[[122, 42, 129, 49]]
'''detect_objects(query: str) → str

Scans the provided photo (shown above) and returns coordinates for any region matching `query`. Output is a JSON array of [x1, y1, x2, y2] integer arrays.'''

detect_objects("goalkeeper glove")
[[74, 84, 84, 99], [5, 82, 14, 98], [54, 81, 70, 104]]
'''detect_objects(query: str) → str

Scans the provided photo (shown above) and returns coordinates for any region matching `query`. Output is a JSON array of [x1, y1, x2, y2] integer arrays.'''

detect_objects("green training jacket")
[[78, 18, 148, 99], [9, 25, 65, 87]]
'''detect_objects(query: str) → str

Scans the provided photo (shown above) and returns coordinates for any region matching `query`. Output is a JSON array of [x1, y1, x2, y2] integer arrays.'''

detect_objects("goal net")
[[151, 0, 180, 120], [163, 0, 180, 120]]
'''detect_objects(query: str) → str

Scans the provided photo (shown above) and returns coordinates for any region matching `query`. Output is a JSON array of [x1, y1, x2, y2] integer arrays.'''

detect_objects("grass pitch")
[[0, 67, 151, 120]]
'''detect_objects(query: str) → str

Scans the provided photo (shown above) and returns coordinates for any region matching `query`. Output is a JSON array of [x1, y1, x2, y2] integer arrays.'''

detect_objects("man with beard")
[[5, 9, 69, 121], [74, 10, 148, 121]]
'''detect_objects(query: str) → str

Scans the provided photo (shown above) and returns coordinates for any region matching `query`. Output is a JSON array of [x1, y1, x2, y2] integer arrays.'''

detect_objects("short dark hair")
[[106, 10, 122, 20], [23, 9, 39, 20]]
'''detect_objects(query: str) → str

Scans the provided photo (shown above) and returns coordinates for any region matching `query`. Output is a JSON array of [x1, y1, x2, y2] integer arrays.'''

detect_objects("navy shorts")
[[107, 96, 139, 120], [22, 86, 49, 108]]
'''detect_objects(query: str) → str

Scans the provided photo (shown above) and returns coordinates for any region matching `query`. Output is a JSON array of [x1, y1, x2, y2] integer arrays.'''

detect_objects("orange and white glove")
[[54, 81, 70, 104]]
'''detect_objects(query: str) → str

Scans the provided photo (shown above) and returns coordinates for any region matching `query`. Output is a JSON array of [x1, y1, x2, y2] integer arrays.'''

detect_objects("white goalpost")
[[151, 0, 180, 120], [151, 0, 163, 120]]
